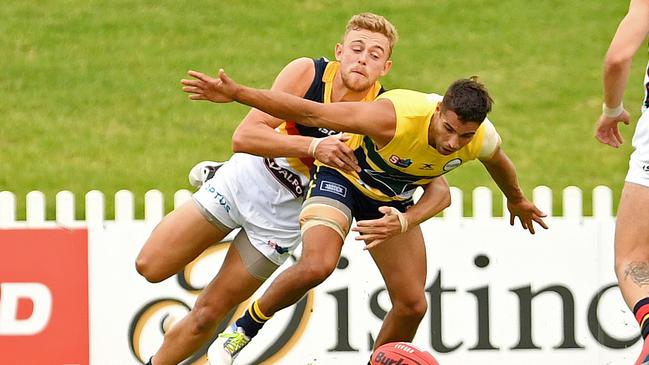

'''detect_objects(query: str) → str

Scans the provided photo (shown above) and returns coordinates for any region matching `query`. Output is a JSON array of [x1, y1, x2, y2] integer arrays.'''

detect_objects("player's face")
[[335, 29, 392, 92], [430, 107, 480, 155]]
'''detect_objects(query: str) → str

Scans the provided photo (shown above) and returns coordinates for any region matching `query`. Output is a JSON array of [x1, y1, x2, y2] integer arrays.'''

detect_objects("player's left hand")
[[506, 198, 548, 234], [353, 206, 406, 249], [181, 69, 239, 103]]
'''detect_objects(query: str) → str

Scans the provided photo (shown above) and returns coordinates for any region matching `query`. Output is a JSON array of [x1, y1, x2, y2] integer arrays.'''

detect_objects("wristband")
[[389, 207, 408, 233], [602, 102, 624, 118], [308, 137, 324, 157]]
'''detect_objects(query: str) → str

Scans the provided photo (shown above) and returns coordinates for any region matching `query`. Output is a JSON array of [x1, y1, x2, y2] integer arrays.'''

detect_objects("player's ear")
[[380, 59, 392, 76], [334, 43, 343, 61]]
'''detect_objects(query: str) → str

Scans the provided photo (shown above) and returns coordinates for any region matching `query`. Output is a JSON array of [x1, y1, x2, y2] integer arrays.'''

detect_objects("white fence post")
[[86, 190, 105, 226], [562, 186, 582, 223], [174, 189, 193, 209], [0, 191, 16, 227], [533, 186, 553, 218], [115, 190, 134, 222], [444, 187, 463, 220], [473, 186, 492, 219], [26, 191, 46, 226], [144, 190, 164, 224], [56, 190, 75, 226], [593, 185, 613, 220]]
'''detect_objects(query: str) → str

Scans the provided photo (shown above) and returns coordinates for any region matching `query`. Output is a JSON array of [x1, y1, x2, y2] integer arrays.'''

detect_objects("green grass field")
[[1, 0, 645, 219]]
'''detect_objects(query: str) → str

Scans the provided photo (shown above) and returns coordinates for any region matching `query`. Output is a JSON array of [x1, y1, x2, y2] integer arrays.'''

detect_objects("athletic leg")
[[369, 226, 428, 349], [616, 182, 649, 307], [136, 201, 229, 283], [613, 182, 649, 365], [208, 194, 352, 364], [152, 231, 274, 365]]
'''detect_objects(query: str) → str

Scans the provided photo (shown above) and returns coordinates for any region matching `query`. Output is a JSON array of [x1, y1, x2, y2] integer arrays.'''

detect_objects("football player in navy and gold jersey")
[[185, 66, 548, 363]]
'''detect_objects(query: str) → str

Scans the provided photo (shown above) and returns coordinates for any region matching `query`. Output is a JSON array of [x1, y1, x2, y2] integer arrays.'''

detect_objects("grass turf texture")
[[0, 0, 644, 219]]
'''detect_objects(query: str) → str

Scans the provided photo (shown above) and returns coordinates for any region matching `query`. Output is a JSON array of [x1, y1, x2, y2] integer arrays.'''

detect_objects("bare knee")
[[189, 302, 225, 334], [392, 295, 428, 321], [135, 253, 169, 283], [295, 259, 337, 287]]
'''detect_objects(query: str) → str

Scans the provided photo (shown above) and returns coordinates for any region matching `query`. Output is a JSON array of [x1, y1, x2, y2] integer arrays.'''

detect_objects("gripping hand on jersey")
[[181, 69, 238, 103], [312, 134, 361, 173], [595, 109, 630, 148]]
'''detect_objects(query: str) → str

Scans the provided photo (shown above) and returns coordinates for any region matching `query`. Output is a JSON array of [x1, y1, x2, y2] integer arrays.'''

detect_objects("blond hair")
[[344, 13, 398, 56]]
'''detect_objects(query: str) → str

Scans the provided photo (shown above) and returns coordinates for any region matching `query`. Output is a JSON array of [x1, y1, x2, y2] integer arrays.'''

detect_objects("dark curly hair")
[[441, 76, 493, 123]]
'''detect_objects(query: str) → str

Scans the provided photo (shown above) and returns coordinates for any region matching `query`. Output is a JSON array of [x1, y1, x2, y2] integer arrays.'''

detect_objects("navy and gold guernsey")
[[268, 57, 384, 193], [313, 89, 501, 202]]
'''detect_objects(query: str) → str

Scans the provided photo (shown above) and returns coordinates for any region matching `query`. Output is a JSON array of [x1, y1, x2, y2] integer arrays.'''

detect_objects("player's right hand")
[[313, 134, 361, 173], [181, 69, 239, 103], [595, 110, 630, 148]]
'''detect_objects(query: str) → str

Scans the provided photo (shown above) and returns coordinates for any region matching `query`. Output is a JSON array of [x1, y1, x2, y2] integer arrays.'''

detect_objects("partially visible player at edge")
[[183, 60, 548, 365], [593, 1, 649, 364], [137, 13, 451, 365]]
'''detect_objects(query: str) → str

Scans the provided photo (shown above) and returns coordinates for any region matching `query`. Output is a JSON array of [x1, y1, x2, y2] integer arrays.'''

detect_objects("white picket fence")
[[1, 185, 636, 365], [0, 186, 615, 227]]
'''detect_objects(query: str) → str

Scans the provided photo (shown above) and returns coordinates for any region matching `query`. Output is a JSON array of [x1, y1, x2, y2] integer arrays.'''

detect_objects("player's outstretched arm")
[[181, 60, 359, 172], [480, 147, 548, 234], [595, 0, 649, 148], [184, 69, 396, 146], [353, 176, 451, 249]]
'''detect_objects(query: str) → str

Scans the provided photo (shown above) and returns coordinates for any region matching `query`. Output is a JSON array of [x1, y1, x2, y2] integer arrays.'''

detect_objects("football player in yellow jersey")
[[138, 13, 450, 365], [184, 66, 548, 363]]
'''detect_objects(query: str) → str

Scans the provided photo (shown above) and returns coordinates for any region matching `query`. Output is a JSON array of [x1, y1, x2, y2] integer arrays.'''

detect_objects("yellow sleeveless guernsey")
[[318, 89, 501, 202]]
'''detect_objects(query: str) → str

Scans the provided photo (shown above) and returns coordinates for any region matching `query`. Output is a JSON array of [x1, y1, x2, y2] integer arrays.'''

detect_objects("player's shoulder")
[[281, 57, 316, 77], [478, 117, 497, 134], [273, 57, 318, 94]]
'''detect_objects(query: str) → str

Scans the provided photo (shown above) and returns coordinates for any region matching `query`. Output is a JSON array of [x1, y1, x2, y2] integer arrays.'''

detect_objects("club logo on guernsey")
[[389, 155, 413, 168], [264, 158, 303, 197], [320, 180, 347, 197], [443, 158, 462, 172]]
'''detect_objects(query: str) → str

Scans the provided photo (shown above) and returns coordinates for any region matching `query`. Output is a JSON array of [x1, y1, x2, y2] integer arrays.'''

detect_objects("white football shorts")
[[192, 153, 307, 266], [626, 110, 649, 188]]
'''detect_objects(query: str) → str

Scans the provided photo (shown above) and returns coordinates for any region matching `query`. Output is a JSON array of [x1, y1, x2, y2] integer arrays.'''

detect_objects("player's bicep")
[[610, 1, 649, 59], [307, 99, 396, 143]]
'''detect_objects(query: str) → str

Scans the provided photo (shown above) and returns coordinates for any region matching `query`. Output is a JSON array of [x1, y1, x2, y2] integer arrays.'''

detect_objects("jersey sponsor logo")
[[264, 158, 304, 197], [420, 163, 435, 170], [643, 164, 649, 173], [388, 155, 413, 168], [318, 127, 339, 136], [443, 158, 462, 172], [320, 180, 347, 197]]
